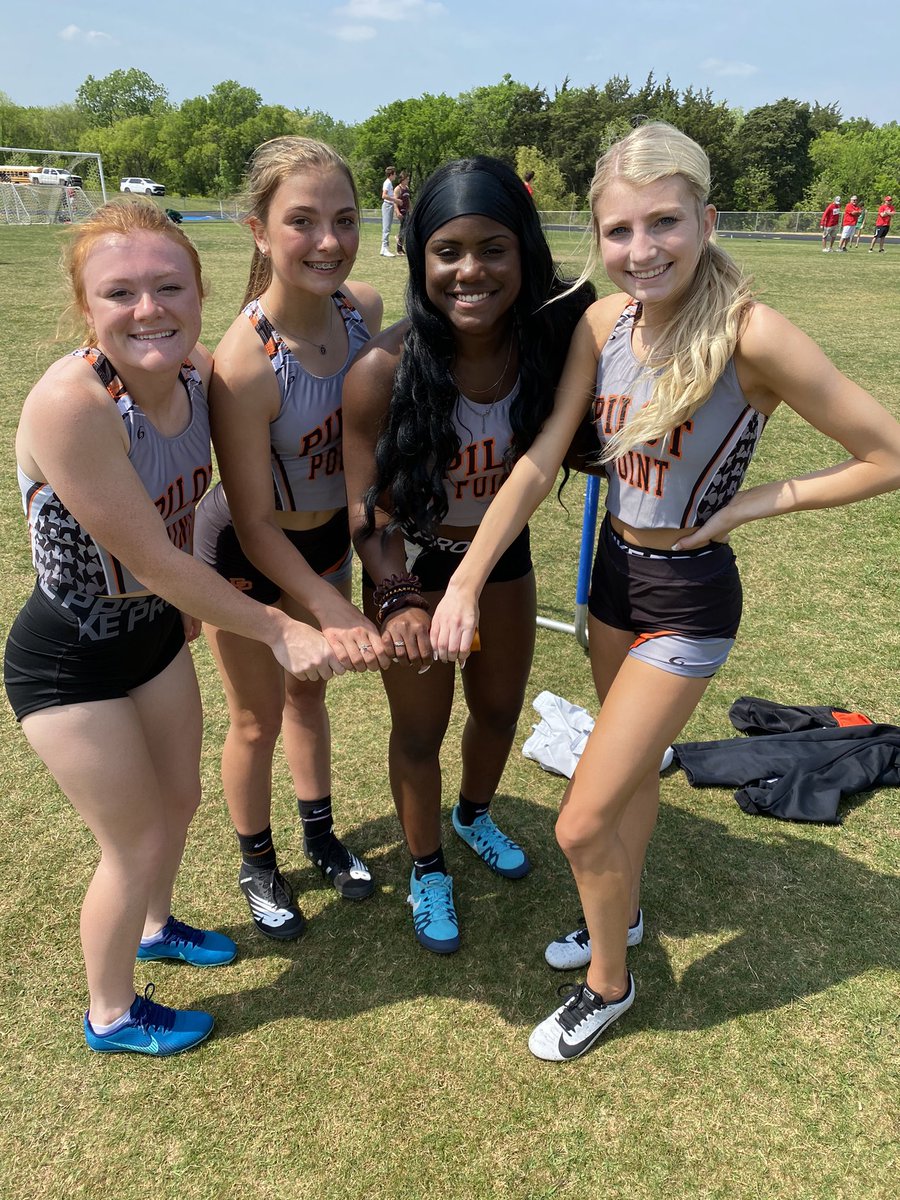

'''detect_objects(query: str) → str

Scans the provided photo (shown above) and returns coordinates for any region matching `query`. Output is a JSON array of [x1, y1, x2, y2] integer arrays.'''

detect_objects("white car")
[[120, 177, 166, 196]]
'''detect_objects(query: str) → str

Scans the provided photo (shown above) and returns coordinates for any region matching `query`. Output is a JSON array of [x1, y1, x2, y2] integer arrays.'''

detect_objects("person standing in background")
[[838, 196, 862, 251], [381, 166, 397, 257], [851, 203, 866, 247], [820, 196, 840, 251], [869, 197, 895, 252], [395, 171, 411, 254]]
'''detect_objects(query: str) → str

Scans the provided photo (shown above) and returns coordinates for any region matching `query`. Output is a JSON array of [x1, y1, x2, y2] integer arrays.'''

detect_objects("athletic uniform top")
[[442, 381, 518, 526], [875, 202, 895, 228], [244, 293, 370, 512], [592, 302, 766, 530], [18, 348, 212, 598]]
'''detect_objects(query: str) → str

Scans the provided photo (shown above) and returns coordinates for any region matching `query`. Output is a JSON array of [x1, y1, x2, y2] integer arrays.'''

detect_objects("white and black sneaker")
[[304, 835, 374, 900], [238, 865, 307, 940], [544, 909, 644, 970], [528, 973, 635, 1061]]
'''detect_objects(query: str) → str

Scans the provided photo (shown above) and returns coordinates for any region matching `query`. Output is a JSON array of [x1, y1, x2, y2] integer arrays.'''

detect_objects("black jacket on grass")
[[673, 699, 898, 824]]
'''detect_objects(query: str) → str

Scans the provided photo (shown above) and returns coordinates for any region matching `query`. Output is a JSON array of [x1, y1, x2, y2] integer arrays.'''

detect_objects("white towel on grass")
[[522, 690, 674, 779]]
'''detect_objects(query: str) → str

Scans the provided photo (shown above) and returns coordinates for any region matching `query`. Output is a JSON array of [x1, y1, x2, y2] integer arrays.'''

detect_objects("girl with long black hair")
[[343, 156, 594, 953]]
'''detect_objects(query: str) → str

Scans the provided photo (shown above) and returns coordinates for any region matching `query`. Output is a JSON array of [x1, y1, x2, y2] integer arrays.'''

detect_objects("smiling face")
[[424, 214, 522, 337], [251, 167, 359, 296], [80, 230, 202, 372], [594, 174, 715, 317]]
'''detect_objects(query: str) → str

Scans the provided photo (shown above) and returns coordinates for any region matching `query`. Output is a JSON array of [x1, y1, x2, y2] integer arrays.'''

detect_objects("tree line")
[[1, 68, 896, 212]]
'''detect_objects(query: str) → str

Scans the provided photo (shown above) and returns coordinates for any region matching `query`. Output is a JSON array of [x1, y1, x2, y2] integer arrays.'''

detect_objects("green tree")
[[78, 114, 165, 181], [354, 94, 466, 201], [457, 76, 546, 162], [296, 109, 357, 160], [732, 165, 776, 211], [809, 101, 842, 137], [545, 83, 608, 199], [514, 146, 576, 210], [677, 88, 740, 209], [732, 98, 815, 210], [75, 69, 169, 126], [805, 123, 900, 211]]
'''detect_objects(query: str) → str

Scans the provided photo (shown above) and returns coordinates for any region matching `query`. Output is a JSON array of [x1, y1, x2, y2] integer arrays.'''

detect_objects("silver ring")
[[359, 643, 373, 652], [393, 640, 405, 648]]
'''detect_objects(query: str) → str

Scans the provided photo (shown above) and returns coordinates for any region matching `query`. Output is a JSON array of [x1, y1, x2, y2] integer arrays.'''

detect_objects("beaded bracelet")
[[377, 592, 431, 626], [372, 572, 423, 608]]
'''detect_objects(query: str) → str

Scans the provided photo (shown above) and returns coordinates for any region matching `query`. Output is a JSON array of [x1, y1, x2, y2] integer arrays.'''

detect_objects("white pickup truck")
[[30, 166, 83, 187]]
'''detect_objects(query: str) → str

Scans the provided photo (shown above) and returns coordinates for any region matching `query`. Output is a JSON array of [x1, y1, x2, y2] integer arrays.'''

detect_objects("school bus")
[[0, 165, 37, 185]]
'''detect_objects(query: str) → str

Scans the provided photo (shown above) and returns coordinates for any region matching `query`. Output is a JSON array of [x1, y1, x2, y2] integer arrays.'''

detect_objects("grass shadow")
[[190, 792, 898, 1041]]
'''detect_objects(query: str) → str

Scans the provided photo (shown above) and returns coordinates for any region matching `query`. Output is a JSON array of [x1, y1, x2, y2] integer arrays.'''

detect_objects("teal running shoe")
[[407, 870, 460, 954], [451, 805, 531, 879], [85, 984, 214, 1056], [136, 916, 237, 967]]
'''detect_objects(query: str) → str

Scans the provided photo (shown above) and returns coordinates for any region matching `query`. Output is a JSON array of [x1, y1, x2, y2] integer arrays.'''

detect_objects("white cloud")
[[59, 24, 114, 45], [701, 57, 759, 78], [335, 0, 444, 22], [335, 24, 378, 40]]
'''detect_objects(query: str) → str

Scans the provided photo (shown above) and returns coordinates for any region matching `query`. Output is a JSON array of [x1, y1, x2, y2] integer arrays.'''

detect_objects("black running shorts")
[[5, 582, 185, 721]]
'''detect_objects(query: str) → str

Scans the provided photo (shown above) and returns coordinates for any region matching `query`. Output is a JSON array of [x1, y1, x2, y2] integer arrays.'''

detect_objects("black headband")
[[415, 169, 520, 244]]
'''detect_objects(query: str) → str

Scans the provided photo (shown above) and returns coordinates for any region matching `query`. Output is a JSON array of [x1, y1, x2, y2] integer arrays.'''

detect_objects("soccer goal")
[[0, 147, 107, 225]]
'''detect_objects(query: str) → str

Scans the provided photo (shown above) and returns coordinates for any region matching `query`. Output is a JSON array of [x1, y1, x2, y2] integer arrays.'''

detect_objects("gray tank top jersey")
[[245, 293, 370, 511], [443, 380, 518, 526], [594, 303, 766, 529], [18, 348, 212, 598]]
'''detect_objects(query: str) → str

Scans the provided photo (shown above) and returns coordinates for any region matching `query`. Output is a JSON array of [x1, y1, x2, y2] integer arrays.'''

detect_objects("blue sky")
[[3, 0, 896, 127]]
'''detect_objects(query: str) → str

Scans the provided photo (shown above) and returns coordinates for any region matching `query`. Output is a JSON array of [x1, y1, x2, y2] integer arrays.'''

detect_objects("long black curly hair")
[[363, 156, 595, 541]]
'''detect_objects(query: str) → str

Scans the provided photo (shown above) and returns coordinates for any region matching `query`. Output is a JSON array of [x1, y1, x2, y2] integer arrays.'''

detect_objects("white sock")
[[139, 922, 168, 947], [89, 1002, 135, 1036]]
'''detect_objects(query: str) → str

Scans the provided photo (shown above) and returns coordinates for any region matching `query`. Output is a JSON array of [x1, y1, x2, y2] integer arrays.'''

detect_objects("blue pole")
[[573, 475, 599, 648], [535, 474, 600, 650]]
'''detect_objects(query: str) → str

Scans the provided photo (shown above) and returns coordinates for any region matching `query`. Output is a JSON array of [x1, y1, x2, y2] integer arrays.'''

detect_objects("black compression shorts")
[[194, 482, 352, 605], [589, 514, 742, 638], [5, 583, 185, 721]]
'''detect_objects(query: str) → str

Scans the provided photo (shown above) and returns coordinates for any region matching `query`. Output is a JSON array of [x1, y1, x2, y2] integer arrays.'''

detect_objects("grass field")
[[0, 221, 898, 1200]]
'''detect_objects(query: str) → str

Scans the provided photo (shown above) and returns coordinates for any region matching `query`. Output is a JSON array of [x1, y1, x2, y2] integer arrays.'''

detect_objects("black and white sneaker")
[[544, 909, 643, 970], [528, 973, 635, 1061], [304, 835, 374, 900], [238, 865, 307, 940]]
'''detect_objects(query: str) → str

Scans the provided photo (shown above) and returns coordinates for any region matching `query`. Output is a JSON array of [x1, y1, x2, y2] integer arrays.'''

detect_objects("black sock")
[[299, 796, 333, 853], [413, 846, 447, 880], [455, 791, 491, 827], [238, 826, 277, 871]]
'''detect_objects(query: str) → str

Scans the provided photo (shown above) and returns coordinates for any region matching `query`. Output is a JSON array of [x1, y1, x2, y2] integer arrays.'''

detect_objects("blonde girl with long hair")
[[194, 138, 388, 941], [429, 122, 900, 1061]]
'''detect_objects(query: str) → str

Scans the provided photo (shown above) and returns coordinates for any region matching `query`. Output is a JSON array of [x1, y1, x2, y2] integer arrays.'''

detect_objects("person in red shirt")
[[820, 197, 840, 252], [839, 196, 862, 251], [869, 197, 895, 253]]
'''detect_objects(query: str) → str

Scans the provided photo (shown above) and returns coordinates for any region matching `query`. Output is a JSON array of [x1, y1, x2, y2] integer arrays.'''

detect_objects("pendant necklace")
[[453, 335, 515, 432], [281, 302, 334, 355]]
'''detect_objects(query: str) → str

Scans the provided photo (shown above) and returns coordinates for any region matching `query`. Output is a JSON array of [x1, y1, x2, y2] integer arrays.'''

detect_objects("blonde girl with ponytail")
[[429, 121, 900, 1061]]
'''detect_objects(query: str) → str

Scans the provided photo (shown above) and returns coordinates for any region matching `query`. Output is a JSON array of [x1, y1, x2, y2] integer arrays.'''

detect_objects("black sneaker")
[[528, 973, 635, 1061], [304, 834, 374, 900], [238, 864, 307, 940]]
